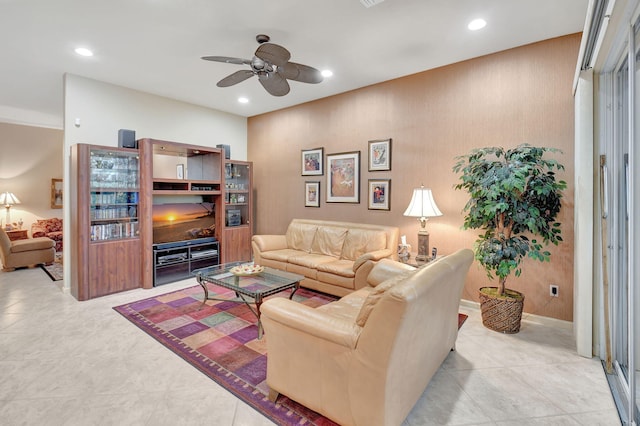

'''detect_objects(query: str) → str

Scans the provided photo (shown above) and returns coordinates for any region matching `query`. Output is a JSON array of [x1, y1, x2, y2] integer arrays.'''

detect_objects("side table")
[[5, 229, 28, 241], [399, 252, 443, 268]]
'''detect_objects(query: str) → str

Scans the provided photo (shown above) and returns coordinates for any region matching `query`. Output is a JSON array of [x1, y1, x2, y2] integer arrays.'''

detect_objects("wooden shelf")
[[152, 179, 221, 194]]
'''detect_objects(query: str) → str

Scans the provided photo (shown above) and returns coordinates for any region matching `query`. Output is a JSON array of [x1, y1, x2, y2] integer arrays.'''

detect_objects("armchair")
[[261, 249, 474, 426], [0, 228, 55, 271]]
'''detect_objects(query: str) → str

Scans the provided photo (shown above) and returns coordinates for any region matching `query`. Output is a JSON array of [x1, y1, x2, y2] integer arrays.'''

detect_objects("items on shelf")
[[90, 221, 139, 241], [153, 238, 219, 286]]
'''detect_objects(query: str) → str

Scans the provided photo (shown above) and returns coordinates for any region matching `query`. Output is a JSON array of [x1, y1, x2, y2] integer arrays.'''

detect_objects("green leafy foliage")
[[453, 144, 566, 295]]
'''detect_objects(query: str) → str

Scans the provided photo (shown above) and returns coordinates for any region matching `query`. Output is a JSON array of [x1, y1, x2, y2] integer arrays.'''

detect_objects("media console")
[[153, 237, 219, 286]]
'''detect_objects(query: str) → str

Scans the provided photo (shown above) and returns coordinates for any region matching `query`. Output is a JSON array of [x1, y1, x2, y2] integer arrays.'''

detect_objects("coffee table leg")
[[289, 282, 300, 300], [197, 277, 209, 309], [255, 295, 264, 339]]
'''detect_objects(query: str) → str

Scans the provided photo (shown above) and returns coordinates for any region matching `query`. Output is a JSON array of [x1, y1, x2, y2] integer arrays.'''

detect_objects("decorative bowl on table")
[[230, 264, 264, 276]]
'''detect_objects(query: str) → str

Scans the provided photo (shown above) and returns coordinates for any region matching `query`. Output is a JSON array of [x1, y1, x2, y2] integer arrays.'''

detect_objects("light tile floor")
[[0, 267, 621, 425]]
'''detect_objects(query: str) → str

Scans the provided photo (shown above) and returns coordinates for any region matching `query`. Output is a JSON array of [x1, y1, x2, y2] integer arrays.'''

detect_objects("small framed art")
[[301, 147, 324, 176], [368, 138, 392, 171], [368, 179, 390, 210], [176, 164, 185, 179], [326, 151, 360, 203], [305, 181, 320, 207], [51, 178, 63, 209]]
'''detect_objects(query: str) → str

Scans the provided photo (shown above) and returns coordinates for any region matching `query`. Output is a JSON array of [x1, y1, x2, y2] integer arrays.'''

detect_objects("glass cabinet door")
[[224, 162, 250, 227], [89, 149, 139, 241]]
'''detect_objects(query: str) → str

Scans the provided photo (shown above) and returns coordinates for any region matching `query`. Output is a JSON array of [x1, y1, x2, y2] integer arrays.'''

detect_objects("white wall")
[[63, 74, 247, 155], [62, 74, 248, 290]]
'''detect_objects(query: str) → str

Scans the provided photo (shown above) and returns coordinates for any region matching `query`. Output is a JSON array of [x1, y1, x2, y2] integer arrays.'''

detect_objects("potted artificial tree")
[[453, 144, 566, 333]]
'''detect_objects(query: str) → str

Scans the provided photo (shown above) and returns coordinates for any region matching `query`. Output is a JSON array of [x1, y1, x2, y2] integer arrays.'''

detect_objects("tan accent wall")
[[248, 34, 580, 321], [0, 122, 64, 231]]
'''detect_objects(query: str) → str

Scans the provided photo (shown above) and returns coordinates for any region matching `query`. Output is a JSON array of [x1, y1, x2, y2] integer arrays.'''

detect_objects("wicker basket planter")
[[478, 287, 525, 334]]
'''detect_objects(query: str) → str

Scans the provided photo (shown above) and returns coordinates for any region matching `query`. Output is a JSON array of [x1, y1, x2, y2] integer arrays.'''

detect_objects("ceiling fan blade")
[[217, 70, 255, 87], [279, 62, 323, 84], [255, 43, 291, 67], [202, 56, 251, 65], [258, 72, 290, 96]]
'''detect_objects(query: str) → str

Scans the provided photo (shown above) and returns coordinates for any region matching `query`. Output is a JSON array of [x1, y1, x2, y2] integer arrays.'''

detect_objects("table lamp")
[[0, 192, 21, 229], [403, 185, 442, 261]]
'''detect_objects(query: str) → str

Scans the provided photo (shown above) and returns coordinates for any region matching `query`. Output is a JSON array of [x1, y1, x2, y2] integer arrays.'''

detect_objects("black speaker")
[[118, 129, 137, 149], [217, 144, 231, 159]]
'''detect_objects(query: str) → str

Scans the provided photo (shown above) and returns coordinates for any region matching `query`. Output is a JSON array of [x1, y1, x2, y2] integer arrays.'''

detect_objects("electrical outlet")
[[550, 285, 559, 297]]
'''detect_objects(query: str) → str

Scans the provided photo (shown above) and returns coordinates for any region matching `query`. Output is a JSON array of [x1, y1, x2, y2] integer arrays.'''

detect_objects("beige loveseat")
[[0, 228, 55, 271], [252, 219, 400, 297], [261, 248, 474, 426]]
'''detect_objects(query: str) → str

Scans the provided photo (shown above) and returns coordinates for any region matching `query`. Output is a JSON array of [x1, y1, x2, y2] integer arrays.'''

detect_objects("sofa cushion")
[[317, 259, 355, 278], [288, 253, 337, 269], [311, 226, 347, 258], [286, 223, 318, 252], [286, 263, 318, 280], [355, 269, 414, 327], [341, 229, 387, 260], [260, 248, 304, 263], [317, 271, 357, 290], [10, 237, 55, 253], [46, 231, 63, 242]]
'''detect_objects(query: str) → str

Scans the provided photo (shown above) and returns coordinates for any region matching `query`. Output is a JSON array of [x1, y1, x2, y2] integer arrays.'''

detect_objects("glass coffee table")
[[193, 262, 304, 338]]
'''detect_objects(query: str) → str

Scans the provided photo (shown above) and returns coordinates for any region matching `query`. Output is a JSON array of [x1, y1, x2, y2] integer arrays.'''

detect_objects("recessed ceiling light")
[[238, 97, 249, 104], [321, 69, 333, 78], [468, 18, 487, 31], [74, 47, 94, 57]]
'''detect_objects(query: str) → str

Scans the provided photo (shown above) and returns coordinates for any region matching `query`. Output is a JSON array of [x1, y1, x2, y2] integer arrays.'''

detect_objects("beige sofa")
[[0, 228, 55, 271], [252, 219, 400, 297], [261, 248, 474, 426]]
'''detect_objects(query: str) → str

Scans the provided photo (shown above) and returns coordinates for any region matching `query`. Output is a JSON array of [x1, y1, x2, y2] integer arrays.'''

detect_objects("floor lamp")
[[403, 185, 442, 261], [0, 192, 21, 229]]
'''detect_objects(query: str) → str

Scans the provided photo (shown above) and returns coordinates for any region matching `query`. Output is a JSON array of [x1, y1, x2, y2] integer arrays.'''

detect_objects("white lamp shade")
[[403, 187, 442, 218], [0, 192, 20, 206]]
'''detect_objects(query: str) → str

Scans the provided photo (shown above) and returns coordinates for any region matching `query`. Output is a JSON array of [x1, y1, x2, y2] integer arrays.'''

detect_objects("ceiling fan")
[[201, 34, 323, 97]]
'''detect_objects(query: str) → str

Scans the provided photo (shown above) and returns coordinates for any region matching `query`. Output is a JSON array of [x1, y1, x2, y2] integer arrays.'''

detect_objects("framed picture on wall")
[[368, 179, 390, 210], [326, 151, 360, 203], [176, 164, 184, 179], [368, 138, 392, 171], [301, 147, 324, 176], [51, 178, 63, 209], [305, 181, 320, 207]]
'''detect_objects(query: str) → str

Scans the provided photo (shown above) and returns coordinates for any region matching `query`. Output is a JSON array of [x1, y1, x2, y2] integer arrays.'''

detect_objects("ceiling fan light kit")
[[202, 34, 323, 97]]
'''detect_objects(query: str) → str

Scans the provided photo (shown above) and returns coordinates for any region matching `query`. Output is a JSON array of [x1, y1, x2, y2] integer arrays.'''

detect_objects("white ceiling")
[[1, 0, 588, 126]]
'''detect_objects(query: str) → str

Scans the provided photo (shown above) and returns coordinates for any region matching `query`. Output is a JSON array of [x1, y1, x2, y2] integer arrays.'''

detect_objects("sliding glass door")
[[603, 10, 639, 425]]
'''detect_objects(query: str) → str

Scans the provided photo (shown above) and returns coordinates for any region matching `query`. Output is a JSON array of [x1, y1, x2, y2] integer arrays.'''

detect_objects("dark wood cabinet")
[[153, 238, 219, 285], [70, 144, 141, 300], [222, 160, 253, 263], [138, 138, 225, 288], [71, 139, 254, 299]]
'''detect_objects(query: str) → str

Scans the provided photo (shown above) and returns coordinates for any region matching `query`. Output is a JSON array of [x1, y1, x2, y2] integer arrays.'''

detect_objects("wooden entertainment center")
[[70, 138, 253, 300]]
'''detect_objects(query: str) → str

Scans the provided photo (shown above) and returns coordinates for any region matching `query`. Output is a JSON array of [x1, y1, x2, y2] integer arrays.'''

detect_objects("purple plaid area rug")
[[113, 284, 340, 425]]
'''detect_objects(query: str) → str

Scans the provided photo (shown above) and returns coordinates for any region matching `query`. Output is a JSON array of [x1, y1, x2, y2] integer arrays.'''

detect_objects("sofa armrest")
[[352, 248, 394, 271], [251, 235, 288, 252], [261, 298, 360, 348], [31, 225, 47, 239], [366, 258, 416, 286]]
